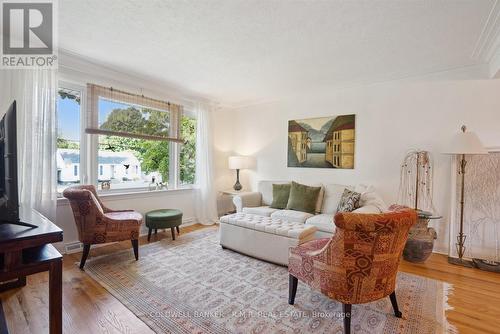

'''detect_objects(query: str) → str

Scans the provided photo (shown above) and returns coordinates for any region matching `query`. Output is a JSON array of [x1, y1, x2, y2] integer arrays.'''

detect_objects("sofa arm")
[[232, 192, 262, 213]]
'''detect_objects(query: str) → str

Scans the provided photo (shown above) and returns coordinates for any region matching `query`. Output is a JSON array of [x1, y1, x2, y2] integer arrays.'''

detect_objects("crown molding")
[[490, 51, 500, 77], [472, 0, 500, 63], [58, 49, 218, 108], [219, 63, 491, 110]]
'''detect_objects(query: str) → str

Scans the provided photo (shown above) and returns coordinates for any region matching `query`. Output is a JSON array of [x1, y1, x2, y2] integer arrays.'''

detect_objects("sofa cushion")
[[321, 184, 353, 214], [286, 181, 322, 214], [271, 210, 314, 224], [305, 214, 335, 233], [270, 183, 291, 209], [242, 206, 279, 216]]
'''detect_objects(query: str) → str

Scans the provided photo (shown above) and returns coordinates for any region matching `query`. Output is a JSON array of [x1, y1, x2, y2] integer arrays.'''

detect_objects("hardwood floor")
[[399, 254, 500, 334], [1, 223, 499, 334]]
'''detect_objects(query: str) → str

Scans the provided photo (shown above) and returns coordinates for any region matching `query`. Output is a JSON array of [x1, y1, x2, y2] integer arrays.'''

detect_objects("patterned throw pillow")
[[337, 189, 361, 212]]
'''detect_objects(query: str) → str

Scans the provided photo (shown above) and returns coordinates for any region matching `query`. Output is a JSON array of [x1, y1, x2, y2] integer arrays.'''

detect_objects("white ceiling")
[[59, 0, 500, 107]]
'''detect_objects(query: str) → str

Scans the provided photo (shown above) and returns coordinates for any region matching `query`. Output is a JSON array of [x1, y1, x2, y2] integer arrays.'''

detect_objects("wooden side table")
[[0, 210, 63, 334]]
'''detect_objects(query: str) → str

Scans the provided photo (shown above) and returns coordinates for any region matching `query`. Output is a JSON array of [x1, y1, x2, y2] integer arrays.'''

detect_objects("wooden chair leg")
[[147, 228, 152, 242], [343, 304, 351, 334], [176, 226, 180, 234], [171, 227, 176, 240], [288, 274, 298, 305], [131, 239, 139, 261], [389, 291, 402, 318], [80, 244, 91, 269]]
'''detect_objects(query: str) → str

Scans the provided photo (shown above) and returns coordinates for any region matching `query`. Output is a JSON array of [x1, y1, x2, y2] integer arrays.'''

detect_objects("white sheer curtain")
[[194, 102, 218, 225], [0, 69, 57, 221]]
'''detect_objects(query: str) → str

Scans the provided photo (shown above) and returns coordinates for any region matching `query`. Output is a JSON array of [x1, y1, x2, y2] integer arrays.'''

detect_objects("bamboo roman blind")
[[85, 84, 184, 143]]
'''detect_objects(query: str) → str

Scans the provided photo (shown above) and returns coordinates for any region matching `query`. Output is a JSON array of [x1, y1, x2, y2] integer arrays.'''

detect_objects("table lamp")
[[228, 156, 254, 191], [443, 125, 488, 267]]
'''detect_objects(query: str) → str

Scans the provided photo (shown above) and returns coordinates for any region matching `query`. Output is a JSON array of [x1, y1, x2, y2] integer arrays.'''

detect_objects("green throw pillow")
[[270, 183, 291, 209], [286, 181, 321, 214]]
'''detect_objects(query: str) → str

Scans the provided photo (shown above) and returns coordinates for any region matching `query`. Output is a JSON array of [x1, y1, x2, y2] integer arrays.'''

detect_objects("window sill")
[[57, 186, 196, 206]]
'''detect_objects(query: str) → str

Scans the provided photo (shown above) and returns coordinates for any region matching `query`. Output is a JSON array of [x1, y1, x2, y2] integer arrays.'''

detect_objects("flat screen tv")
[[0, 101, 36, 228]]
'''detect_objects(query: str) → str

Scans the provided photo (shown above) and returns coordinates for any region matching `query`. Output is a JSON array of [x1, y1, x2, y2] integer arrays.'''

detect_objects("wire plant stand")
[[398, 150, 440, 262]]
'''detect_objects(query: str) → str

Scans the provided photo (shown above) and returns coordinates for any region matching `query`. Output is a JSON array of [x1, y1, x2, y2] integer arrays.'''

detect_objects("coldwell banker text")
[[1, 0, 58, 69]]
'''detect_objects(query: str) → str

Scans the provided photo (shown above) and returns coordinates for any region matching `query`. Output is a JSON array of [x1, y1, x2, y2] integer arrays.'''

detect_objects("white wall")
[[213, 79, 500, 253]]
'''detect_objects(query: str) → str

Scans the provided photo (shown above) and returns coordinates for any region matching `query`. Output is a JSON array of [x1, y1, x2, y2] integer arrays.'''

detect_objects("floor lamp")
[[444, 125, 488, 267]]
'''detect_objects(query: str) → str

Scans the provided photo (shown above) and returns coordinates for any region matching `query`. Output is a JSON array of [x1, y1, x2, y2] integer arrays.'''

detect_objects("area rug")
[[84, 228, 455, 334]]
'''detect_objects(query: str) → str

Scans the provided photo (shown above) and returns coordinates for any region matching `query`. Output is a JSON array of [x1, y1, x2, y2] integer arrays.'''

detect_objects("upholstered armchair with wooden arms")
[[63, 185, 143, 269], [288, 208, 417, 334]]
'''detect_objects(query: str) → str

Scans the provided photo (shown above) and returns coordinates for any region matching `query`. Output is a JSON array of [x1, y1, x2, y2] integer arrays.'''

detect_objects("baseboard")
[[432, 250, 449, 256], [61, 217, 198, 254]]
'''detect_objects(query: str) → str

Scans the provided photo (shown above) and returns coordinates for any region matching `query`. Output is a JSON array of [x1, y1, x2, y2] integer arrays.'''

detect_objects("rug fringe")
[[442, 283, 458, 334]]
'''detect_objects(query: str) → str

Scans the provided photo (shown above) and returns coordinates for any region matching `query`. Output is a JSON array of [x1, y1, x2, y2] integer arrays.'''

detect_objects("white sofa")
[[232, 180, 387, 238]]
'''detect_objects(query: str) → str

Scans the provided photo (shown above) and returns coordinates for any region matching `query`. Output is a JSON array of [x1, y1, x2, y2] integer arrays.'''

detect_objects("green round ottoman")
[[145, 209, 183, 241]]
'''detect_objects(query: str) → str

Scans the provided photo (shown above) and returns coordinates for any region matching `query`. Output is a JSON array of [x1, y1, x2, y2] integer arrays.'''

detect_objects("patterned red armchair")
[[288, 208, 416, 334], [63, 185, 143, 269]]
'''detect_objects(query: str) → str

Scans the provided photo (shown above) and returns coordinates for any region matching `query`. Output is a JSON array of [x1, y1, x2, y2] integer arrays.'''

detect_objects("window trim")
[[57, 81, 87, 196]]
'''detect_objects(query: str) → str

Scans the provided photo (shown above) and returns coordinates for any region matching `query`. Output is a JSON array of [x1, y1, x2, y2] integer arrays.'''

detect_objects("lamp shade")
[[228, 156, 255, 170], [443, 125, 488, 155]]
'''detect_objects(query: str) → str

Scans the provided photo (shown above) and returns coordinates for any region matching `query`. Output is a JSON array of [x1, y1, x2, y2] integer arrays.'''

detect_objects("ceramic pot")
[[403, 216, 437, 263]]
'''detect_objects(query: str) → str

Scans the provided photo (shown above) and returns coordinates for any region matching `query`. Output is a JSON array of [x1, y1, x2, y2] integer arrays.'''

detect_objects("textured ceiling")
[[59, 0, 497, 106]]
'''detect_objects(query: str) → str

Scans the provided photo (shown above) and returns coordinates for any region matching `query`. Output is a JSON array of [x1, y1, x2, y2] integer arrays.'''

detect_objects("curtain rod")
[[85, 128, 185, 144], [89, 83, 179, 108]]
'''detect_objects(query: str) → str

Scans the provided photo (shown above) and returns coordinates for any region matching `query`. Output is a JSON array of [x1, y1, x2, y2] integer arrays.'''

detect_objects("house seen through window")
[[97, 98, 171, 190]]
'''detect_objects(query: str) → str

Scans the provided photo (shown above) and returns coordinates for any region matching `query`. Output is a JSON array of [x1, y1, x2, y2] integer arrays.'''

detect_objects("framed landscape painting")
[[287, 114, 355, 169]]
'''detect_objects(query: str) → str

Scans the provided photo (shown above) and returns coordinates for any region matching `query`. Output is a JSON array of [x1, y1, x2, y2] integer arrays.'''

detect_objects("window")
[[97, 98, 170, 190], [56, 83, 197, 194], [179, 115, 196, 185], [56, 87, 82, 193]]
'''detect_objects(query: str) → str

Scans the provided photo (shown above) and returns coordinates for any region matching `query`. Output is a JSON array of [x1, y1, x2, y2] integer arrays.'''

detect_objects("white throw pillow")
[[355, 184, 388, 212], [352, 205, 381, 213]]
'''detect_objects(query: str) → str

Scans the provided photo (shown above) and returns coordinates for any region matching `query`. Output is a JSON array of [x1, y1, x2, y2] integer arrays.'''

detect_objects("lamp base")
[[233, 168, 242, 191], [447, 256, 474, 268], [233, 181, 242, 191]]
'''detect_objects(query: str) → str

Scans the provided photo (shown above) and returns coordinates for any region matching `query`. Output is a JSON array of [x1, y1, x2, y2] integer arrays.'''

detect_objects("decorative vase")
[[403, 216, 437, 263]]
